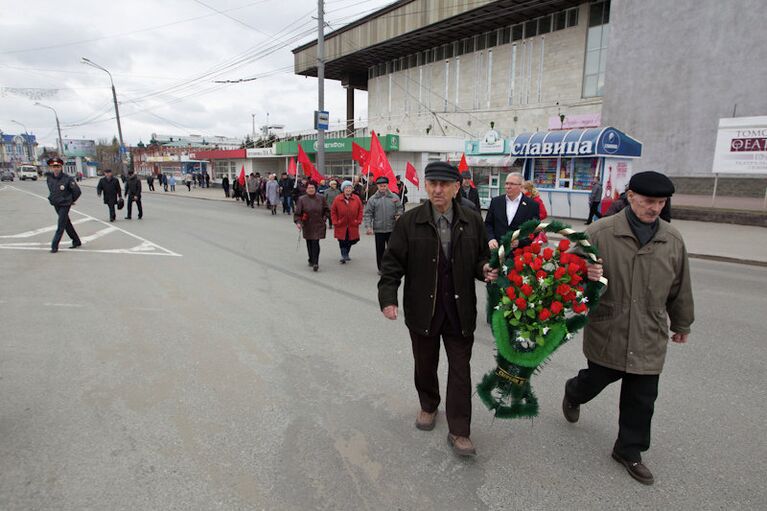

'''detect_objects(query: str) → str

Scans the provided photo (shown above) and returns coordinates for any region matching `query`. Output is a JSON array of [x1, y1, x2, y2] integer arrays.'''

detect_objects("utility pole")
[[82, 58, 125, 178], [317, 0, 325, 177]]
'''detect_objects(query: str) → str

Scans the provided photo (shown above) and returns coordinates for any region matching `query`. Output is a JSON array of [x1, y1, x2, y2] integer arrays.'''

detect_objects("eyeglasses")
[[505, 182, 522, 186]]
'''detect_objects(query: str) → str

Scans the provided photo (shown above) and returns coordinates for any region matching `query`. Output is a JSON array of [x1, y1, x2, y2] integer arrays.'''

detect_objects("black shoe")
[[69, 241, 82, 249], [313, 264, 319, 272], [125, 216, 131, 219], [50, 247, 58, 253], [138, 215, 142, 219], [110, 218, 115, 222], [339, 259, 346, 264], [562, 393, 580, 423], [612, 450, 654, 485]]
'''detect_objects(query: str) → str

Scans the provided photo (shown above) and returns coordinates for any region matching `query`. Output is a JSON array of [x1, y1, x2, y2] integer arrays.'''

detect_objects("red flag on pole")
[[352, 142, 369, 167], [287, 157, 297, 176], [297, 144, 326, 182], [457, 153, 475, 188], [238, 165, 246, 186], [367, 131, 398, 193], [405, 161, 420, 190]]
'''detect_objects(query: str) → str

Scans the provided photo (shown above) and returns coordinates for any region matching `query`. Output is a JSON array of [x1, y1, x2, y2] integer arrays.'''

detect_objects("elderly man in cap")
[[46, 157, 82, 253], [96, 168, 122, 222], [363, 175, 404, 273], [562, 171, 694, 485], [378, 161, 498, 457]]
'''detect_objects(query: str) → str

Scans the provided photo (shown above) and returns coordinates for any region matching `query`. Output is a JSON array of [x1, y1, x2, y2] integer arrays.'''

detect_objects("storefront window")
[[324, 158, 355, 181], [533, 158, 557, 188], [572, 158, 598, 190]]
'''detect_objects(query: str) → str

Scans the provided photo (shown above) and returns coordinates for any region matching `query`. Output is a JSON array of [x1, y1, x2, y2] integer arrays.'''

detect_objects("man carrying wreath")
[[562, 171, 694, 485]]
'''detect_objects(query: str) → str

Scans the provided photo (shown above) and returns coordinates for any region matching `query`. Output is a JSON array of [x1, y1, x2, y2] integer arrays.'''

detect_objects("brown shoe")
[[447, 434, 476, 457], [415, 410, 437, 431], [562, 393, 580, 423], [612, 450, 654, 485]]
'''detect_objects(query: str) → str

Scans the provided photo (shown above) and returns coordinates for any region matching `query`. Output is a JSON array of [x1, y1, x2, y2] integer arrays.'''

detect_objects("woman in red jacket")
[[331, 180, 364, 264]]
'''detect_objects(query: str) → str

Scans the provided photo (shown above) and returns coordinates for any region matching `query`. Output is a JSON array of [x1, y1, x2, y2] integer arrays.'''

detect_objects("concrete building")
[[0, 131, 38, 171]]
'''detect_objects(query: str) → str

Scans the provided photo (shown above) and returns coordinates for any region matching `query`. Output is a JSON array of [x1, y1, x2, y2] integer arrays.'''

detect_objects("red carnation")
[[567, 263, 580, 275], [554, 267, 567, 279], [530, 242, 541, 254], [523, 252, 534, 264], [512, 274, 524, 287], [531, 257, 543, 271], [573, 302, 587, 314], [556, 284, 571, 296], [515, 297, 527, 310], [514, 248, 524, 257], [558, 239, 571, 252], [542, 247, 554, 260], [564, 292, 576, 302], [506, 286, 516, 299], [550, 301, 564, 314], [515, 258, 524, 272], [538, 308, 551, 321], [570, 274, 583, 285], [521, 284, 533, 296], [523, 246, 532, 254], [560, 253, 571, 265], [536, 270, 547, 280]]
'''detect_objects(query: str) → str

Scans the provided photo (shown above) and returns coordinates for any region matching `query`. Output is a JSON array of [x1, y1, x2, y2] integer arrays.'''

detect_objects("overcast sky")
[[0, 0, 392, 148]]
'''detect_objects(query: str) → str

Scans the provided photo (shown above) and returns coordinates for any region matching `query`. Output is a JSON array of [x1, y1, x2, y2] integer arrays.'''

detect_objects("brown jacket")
[[583, 209, 694, 375], [294, 193, 330, 240], [378, 199, 490, 337]]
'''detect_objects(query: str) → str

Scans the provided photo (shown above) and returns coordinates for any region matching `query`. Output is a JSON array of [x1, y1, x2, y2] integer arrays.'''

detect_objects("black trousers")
[[248, 192, 257, 207], [566, 360, 660, 462], [106, 202, 116, 221], [305, 239, 320, 265], [409, 329, 474, 437], [127, 197, 143, 218], [586, 201, 602, 224], [374, 232, 391, 270], [52, 205, 80, 250]]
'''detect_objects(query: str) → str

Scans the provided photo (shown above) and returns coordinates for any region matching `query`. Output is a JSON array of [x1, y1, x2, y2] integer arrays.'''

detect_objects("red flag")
[[352, 142, 369, 167], [287, 157, 297, 176], [405, 161, 420, 190], [367, 131, 398, 193], [457, 153, 475, 188], [297, 144, 326, 182], [238, 166, 246, 186]]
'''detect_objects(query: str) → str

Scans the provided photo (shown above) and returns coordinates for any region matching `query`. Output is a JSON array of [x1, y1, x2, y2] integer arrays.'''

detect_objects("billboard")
[[62, 139, 96, 158], [712, 116, 767, 174]]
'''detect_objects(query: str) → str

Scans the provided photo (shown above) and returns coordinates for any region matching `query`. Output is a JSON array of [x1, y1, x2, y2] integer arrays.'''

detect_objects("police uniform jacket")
[[47, 172, 81, 207]]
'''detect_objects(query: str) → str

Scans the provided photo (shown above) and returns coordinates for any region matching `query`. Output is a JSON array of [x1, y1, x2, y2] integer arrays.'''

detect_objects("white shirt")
[[505, 193, 522, 225]]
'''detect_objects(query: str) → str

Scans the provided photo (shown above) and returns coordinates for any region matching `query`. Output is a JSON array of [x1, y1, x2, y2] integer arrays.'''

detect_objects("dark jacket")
[[460, 186, 481, 211], [294, 193, 330, 240], [97, 176, 122, 205], [279, 177, 294, 196], [47, 172, 81, 207], [484, 193, 540, 247], [378, 199, 490, 337], [125, 174, 142, 198]]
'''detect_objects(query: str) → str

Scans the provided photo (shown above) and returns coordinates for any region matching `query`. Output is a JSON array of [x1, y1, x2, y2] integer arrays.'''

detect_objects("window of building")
[[538, 15, 552, 35], [583, 0, 610, 97], [435, 46, 444, 61], [500, 26, 511, 45], [512, 24, 524, 41], [589, 0, 610, 26], [454, 40, 463, 57], [475, 33, 486, 51], [487, 30, 498, 48], [555, 11, 567, 31], [524, 20, 537, 38], [444, 43, 453, 59], [567, 7, 579, 27], [409, 54, 417, 68]]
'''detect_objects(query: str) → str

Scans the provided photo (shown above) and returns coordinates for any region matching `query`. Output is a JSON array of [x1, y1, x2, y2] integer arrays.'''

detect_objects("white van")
[[18, 165, 38, 181]]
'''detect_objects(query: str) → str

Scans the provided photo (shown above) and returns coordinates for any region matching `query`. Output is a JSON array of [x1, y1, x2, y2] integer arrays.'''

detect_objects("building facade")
[[0, 132, 38, 171]]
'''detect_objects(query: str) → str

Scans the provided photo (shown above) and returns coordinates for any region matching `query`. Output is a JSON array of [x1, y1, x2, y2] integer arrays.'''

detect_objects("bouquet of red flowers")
[[478, 219, 605, 419]]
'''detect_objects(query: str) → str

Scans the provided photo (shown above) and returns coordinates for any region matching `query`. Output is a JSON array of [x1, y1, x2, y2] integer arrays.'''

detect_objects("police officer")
[[96, 168, 123, 222], [46, 157, 82, 253]]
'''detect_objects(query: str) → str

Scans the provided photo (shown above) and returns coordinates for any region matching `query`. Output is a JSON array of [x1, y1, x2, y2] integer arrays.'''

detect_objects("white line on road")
[[43, 302, 85, 308], [0, 218, 92, 238], [3, 186, 182, 257]]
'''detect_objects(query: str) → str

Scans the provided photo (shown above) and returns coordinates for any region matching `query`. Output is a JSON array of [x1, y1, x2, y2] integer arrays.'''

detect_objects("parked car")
[[0, 170, 14, 181]]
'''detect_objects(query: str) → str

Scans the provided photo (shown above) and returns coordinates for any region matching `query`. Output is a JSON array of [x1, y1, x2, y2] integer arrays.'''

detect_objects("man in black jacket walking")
[[96, 168, 122, 222], [46, 157, 82, 253], [459, 171, 481, 211], [124, 170, 143, 219]]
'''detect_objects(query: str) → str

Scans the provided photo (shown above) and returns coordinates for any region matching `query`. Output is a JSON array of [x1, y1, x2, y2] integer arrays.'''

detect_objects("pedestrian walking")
[[46, 157, 82, 253], [378, 161, 498, 457], [124, 169, 143, 220], [586, 177, 603, 225], [278, 172, 294, 214], [185, 173, 192, 191], [323, 179, 341, 227], [562, 171, 694, 486], [247, 173, 258, 208], [395, 175, 409, 206], [204, 172, 210, 188], [169, 175, 176, 192], [222, 175, 230, 198], [363, 176, 403, 274], [331, 180, 363, 263], [294, 181, 330, 272], [96, 168, 122, 222], [459, 172, 480, 211], [146, 174, 155, 191], [265, 174, 280, 215]]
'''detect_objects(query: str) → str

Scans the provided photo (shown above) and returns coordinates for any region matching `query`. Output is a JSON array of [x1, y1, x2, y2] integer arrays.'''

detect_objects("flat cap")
[[424, 161, 460, 182], [47, 157, 64, 166], [461, 171, 472, 180], [375, 176, 389, 185], [628, 171, 675, 197]]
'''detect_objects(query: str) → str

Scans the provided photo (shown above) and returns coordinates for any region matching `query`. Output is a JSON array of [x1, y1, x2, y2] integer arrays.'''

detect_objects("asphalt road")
[[1, 181, 765, 510]]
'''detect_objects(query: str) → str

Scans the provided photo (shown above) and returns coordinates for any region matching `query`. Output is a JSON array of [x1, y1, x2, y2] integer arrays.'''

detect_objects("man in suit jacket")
[[484, 172, 540, 250]]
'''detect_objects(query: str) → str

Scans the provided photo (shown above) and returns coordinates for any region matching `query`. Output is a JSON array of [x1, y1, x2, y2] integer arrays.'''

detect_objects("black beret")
[[424, 161, 460, 182], [628, 171, 675, 197], [47, 157, 64, 166], [375, 176, 389, 185]]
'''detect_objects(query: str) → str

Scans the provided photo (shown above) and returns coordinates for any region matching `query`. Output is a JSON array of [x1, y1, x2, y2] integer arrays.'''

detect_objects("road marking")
[[43, 302, 85, 308], [0, 218, 91, 238], [1, 186, 181, 257]]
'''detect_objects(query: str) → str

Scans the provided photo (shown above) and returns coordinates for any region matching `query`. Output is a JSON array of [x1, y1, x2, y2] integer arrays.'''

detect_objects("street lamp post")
[[81, 57, 126, 176], [34, 103, 64, 157]]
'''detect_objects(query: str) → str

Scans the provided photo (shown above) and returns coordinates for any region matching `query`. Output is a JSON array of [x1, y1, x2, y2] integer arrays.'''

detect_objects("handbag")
[[117, 197, 125, 210]]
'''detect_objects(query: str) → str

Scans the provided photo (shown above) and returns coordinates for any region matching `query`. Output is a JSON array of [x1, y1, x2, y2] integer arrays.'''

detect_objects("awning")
[[510, 127, 642, 158]]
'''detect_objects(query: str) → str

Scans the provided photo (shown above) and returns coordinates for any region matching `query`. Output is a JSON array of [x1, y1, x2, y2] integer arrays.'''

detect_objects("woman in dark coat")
[[294, 181, 330, 272], [330, 180, 363, 264]]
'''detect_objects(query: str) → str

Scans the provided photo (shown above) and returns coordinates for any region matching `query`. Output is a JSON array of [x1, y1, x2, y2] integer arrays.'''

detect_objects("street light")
[[10, 120, 33, 163], [81, 57, 125, 176], [34, 102, 65, 157]]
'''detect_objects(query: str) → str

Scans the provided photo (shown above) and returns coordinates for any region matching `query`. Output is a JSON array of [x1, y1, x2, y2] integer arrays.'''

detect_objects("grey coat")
[[363, 190, 403, 233]]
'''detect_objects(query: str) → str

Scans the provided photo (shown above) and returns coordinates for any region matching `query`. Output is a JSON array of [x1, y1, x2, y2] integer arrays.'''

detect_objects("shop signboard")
[[276, 135, 399, 155], [146, 155, 180, 162], [712, 116, 767, 174], [246, 147, 275, 157]]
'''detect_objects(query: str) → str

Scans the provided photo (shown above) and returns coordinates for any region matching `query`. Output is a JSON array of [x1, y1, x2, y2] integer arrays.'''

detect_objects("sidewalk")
[[674, 193, 766, 212], [79, 178, 767, 266]]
